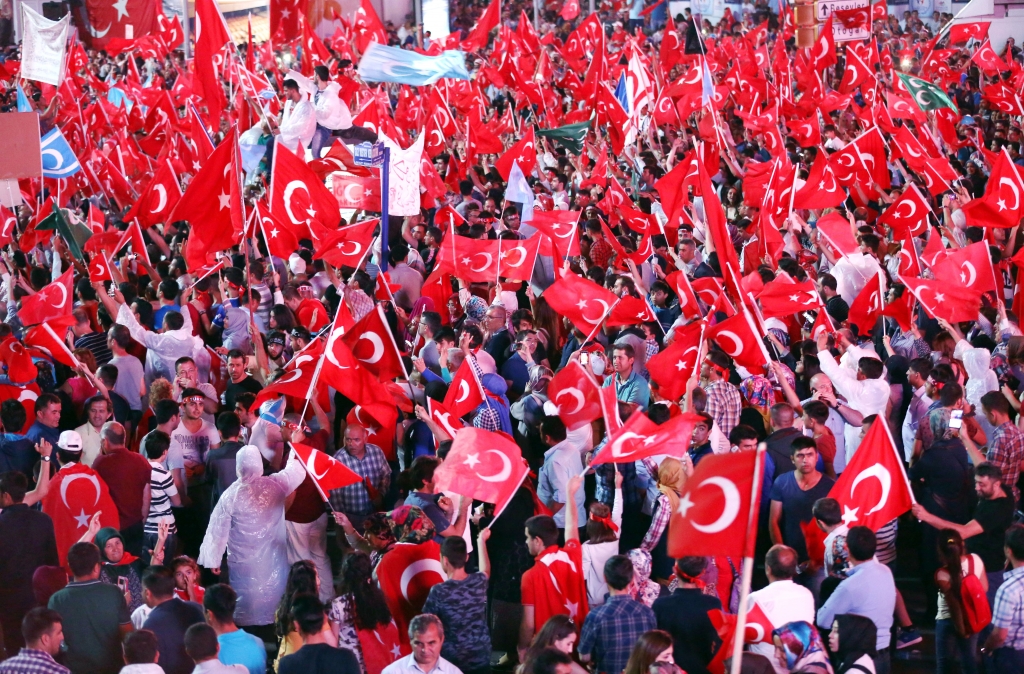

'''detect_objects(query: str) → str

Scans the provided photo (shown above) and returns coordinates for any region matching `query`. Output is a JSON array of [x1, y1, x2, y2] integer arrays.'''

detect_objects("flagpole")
[[483, 467, 530, 531], [582, 296, 621, 346], [41, 322, 82, 367], [729, 444, 765, 674]]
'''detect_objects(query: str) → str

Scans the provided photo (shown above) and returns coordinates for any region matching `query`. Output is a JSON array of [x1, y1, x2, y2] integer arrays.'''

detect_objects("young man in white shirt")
[[747, 545, 816, 674]]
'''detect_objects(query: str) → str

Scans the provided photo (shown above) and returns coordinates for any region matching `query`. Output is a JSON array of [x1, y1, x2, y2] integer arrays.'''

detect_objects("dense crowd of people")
[[0, 1, 1023, 674]]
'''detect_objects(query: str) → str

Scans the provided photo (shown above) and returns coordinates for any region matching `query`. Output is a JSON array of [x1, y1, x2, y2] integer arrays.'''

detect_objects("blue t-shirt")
[[218, 629, 267, 674], [768, 471, 835, 562], [26, 422, 60, 447], [152, 304, 181, 329]]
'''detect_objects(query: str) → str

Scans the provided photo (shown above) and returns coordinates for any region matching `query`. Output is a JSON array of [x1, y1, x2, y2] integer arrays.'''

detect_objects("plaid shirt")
[[590, 238, 614, 269], [641, 492, 672, 552], [988, 421, 1024, 502], [993, 566, 1024, 649], [703, 380, 742, 438], [329, 443, 391, 516], [579, 595, 657, 674], [0, 649, 70, 674]]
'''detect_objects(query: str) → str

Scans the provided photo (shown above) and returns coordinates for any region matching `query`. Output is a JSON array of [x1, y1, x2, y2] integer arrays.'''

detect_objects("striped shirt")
[[875, 519, 898, 566], [993, 565, 1024, 649], [145, 459, 177, 535], [74, 331, 112, 366]]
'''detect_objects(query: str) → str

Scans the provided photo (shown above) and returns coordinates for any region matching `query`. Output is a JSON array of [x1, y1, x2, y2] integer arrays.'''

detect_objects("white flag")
[[379, 133, 424, 217], [21, 5, 70, 86], [506, 160, 534, 223]]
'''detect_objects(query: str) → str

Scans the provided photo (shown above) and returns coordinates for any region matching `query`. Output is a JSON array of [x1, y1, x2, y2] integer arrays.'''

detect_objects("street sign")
[[352, 141, 386, 168], [816, 0, 871, 41]]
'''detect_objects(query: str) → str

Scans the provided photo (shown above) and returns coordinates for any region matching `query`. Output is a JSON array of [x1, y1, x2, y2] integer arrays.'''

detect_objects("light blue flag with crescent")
[[40, 128, 82, 178], [107, 87, 134, 111], [16, 84, 32, 112], [357, 42, 470, 85]]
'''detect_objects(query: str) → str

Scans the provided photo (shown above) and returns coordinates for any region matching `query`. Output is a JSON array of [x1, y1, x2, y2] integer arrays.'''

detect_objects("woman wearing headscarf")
[[374, 505, 445, 646], [771, 621, 833, 674], [473, 372, 514, 435], [740, 375, 776, 433], [198, 445, 306, 629], [639, 456, 691, 584], [79, 522, 164, 613], [826, 614, 877, 674], [627, 549, 663, 607], [510, 365, 553, 469], [446, 294, 467, 331], [333, 511, 396, 569]]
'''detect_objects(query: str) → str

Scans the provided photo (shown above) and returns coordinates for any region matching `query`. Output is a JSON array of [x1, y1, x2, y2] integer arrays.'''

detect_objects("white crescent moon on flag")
[[849, 463, 892, 516], [581, 299, 610, 324], [337, 241, 362, 256], [342, 183, 364, 204], [468, 253, 493, 273], [51, 284, 68, 309], [275, 367, 304, 386], [60, 473, 101, 510], [326, 328, 348, 369], [283, 181, 310, 225], [399, 559, 445, 602], [503, 246, 528, 268], [152, 184, 168, 213], [455, 379, 471, 404], [1000, 177, 1021, 211], [961, 261, 977, 287], [555, 388, 586, 415], [476, 449, 513, 482], [610, 431, 644, 458], [356, 332, 385, 364], [716, 330, 743, 357], [689, 476, 741, 534], [894, 199, 917, 220]]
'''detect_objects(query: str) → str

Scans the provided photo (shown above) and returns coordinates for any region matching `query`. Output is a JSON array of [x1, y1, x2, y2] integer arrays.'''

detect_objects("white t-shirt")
[[167, 419, 220, 485], [936, 553, 985, 620]]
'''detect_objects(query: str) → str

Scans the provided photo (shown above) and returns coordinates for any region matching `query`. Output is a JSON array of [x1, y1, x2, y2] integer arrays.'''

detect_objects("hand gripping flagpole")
[[729, 443, 766, 674]]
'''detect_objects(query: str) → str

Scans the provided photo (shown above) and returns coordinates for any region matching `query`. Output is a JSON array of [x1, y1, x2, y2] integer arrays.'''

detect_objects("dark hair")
[[123, 629, 159, 664], [858, 358, 883, 380], [533, 647, 573, 674], [96, 365, 119, 388], [441, 536, 468, 569], [108, 324, 132, 350], [142, 565, 177, 598], [35, 392, 60, 415], [812, 498, 842, 527], [675, 555, 707, 580], [338, 552, 393, 630], [976, 462, 1004, 482], [399, 455, 441, 492], [0, 399, 26, 432], [624, 630, 675, 674], [289, 594, 326, 636], [586, 501, 618, 544], [790, 436, 818, 456], [313, 65, 329, 81], [834, 614, 878, 670], [819, 273, 838, 292], [184, 623, 219, 661], [216, 412, 242, 440], [203, 584, 237, 624], [803, 400, 830, 424], [283, 78, 300, 92], [604, 555, 634, 591], [982, 390, 1012, 417], [909, 357, 933, 380], [163, 312, 185, 331], [154, 399, 181, 425], [729, 424, 759, 446], [276, 561, 318, 638], [67, 542, 101, 578], [522, 616, 576, 674], [940, 382, 964, 408], [142, 431, 171, 460], [526, 515, 559, 548], [766, 545, 798, 580], [420, 311, 443, 336], [846, 526, 877, 562], [540, 415, 566, 443], [937, 528, 968, 622], [0, 471, 28, 503], [1006, 524, 1024, 562], [22, 607, 62, 645]]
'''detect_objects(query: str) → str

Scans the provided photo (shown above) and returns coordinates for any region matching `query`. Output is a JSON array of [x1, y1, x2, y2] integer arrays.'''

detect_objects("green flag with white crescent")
[[536, 121, 591, 155], [897, 73, 958, 114], [36, 202, 87, 262]]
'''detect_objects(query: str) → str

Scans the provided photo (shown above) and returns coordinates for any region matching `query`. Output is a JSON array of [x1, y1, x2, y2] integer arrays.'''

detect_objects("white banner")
[[20, 5, 69, 86], [381, 133, 424, 217]]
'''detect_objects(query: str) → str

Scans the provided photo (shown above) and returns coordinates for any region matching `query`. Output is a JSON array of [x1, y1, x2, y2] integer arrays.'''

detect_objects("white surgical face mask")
[[590, 354, 606, 377]]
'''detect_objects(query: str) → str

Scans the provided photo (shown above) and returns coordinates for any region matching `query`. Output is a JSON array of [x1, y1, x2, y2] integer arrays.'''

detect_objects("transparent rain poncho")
[[198, 445, 306, 626], [955, 339, 999, 410]]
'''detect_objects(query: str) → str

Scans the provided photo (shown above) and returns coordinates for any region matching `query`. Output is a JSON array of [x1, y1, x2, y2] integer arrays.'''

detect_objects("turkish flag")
[[838, 46, 872, 92], [333, 174, 382, 211], [692, 277, 731, 312], [647, 321, 704, 402], [252, 347, 329, 412], [270, 144, 341, 236], [433, 427, 530, 515], [125, 158, 182, 228], [665, 271, 703, 320], [548, 361, 602, 430], [833, 6, 870, 29], [347, 405, 396, 459], [933, 241, 999, 296], [426, 398, 465, 439], [896, 232, 922, 278], [462, 0, 500, 51], [291, 442, 362, 499], [815, 211, 860, 258], [891, 124, 932, 171], [115, 219, 152, 266], [353, 0, 388, 53], [607, 295, 658, 327], [0, 205, 17, 248], [592, 409, 701, 467], [962, 150, 1024, 229], [169, 134, 243, 271], [756, 279, 821, 319], [973, 40, 1007, 75], [313, 219, 379, 269], [494, 127, 537, 181], [541, 272, 619, 337], [872, 0, 887, 21], [706, 311, 768, 372], [920, 231, 948, 268], [341, 304, 405, 381], [43, 464, 120, 567], [848, 273, 885, 335], [744, 601, 776, 644], [19, 268, 74, 327], [376, 539, 445, 646], [255, 201, 300, 260], [529, 210, 581, 259], [812, 15, 837, 69], [560, 0, 580, 20], [24, 323, 77, 368], [270, 0, 302, 40], [443, 358, 485, 418], [435, 234, 499, 283], [786, 116, 821, 148], [497, 235, 542, 282], [192, 0, 231, 124], [882, 288, 915, 332], [668, 449, 762, 558], [309, 140, 372, 180], [900, 274, 984, 324], [948, 21, 990, 44], [878, 184, 930, 237], [827, 418, 913, 531], [87, 254, 112, 284]]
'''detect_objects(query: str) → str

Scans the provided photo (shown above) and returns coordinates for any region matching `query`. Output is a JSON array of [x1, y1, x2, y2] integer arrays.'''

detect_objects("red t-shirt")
[[816, 427, 837, 472], [174, 585, 206, 603], [296, 298, 328, 331], [92, 448, 153, 530], [521, 540, 589, 634]]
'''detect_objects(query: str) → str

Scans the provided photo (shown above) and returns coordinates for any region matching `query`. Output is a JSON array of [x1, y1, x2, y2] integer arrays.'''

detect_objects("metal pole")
[[380, 147, 391, 272], [533, 0, 540, 29], [182, 0, 191, 59]]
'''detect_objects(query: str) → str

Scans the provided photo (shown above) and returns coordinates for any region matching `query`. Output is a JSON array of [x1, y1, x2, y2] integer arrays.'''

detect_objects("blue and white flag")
[[614, 72, 630, 114], [107, 87, 134, 111], [16, 84, 32, 112], [700, 57, 715, 107], [506, 160, 534, 223], [357, 42, 469, 86], [40, 128, 82, 178]]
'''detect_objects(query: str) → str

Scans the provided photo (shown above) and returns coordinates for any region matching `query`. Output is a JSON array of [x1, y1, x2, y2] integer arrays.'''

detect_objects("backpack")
[[960, 554, 992, 635]]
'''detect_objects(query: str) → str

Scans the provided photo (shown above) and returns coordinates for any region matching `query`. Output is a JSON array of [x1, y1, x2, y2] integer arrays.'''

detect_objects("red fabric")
[[433, 427, 530, 514], [827, 419, 913, 531], [878, 184, 930, 237], [706, 311, 768, 372], [43, 464, 121, 567], [291, 440, 362, 504], [191, 0, 231, 125], [296, 298, 329, 332], [171, 135, 242, 271], [540, 273, 618, 338], [647, 321, 703, 401], [591, 410, 701, 466], [93, 449, 152, 530], [530, 211, 582, 259], [357, 621, 408, 674], [847, 273, 885, 336], [521, 540, 589, 634], [19, 269, 74, 327], [933, 242, 1000, 296], [756, 279, 822, 319], [547, 361, 602, 430], [376, 541, 445, 646], [962, 151, 1024, 229], [341, 305, 405, 382], [900, 275, 984, 325], [313, 219, 379, 269]]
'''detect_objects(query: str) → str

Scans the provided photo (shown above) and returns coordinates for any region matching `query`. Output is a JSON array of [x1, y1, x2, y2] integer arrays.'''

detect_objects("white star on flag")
[[677, 492, 694, 518], [841, 505, 860, 526], [464, 453, 481, 468]]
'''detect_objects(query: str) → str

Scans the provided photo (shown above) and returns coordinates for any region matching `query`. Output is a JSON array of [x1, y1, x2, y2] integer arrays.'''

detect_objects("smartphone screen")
[[949, 410, 963, 429]]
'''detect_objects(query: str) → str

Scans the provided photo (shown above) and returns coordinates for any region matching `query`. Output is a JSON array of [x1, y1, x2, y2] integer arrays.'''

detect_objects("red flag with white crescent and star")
[[255, 201, 300, 260], [376, 538, 445, 646], [756, 279, 822, 319], [312, 219, 379, 268], [87, 254, 112, 283], [962, 150, 1024, 229], [332, 173, 382, 211], [668, 449, 763, 558], [0, 204, 18, 247], [19, 268, 74, 327], [43, 463, 120, 567], [432, 427, 530, 516], [443, 358, 485, 419], [933, 241, 1000, 296], [646, 321, 704, 402], [878, 183, 931, 237], [290, 442, 362, 500], [494, 127, 537, 180], [827, 418, 913, 531], [706, 310, 769, 372], [270, 143, 341, 237], [744, 601, 776, 644], [540, 273, 619, 337], [124, 158, 182, 228], [529, 210, 582, 259], [340, 304, 405, 381], [590, 409, 701, 467], [548, 361, 602, 430], [426, 398, 465, 440], [347, 405, 396, 458], [847, 273, 885, 335], [899, 274, 984, 324]]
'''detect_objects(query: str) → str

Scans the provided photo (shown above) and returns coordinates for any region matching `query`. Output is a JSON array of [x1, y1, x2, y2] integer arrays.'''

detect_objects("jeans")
[[991, 647, 1024, 674], [311, 124, 332, 158], [936, 618, 979, 674]]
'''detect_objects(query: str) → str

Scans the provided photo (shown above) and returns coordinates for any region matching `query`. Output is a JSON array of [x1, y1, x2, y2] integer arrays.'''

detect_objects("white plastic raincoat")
[[198, 445, 306, 626]]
